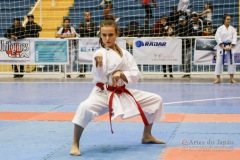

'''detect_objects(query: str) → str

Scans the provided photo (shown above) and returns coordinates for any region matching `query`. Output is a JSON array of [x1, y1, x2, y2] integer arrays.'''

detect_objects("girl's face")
[[224, 16, 231, 26], [100, 26, 118, 49]]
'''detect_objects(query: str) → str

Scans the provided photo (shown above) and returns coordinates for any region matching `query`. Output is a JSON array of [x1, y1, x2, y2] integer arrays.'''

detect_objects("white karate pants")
[[72, 86, 164, 128]]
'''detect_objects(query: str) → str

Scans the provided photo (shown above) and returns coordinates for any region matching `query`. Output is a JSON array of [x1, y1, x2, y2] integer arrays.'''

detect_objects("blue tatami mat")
[[0, 121, 173, 160]]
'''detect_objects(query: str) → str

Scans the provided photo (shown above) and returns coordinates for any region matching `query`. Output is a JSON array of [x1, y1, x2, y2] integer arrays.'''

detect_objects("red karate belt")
[[96, 83, 149, 133]]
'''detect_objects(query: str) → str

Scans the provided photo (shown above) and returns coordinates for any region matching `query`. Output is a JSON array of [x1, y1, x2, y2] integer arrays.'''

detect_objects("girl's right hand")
[[94, 53, 103, 67], [225, 45, 232, 51]]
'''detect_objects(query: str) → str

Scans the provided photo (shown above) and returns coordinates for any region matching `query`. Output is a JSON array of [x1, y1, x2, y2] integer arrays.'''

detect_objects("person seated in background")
[[124, 21, 141, 37], [56, 18, 76, 39], [98, 0, 120, 22], [4, 18, 25, 78], [135, 0, 157, 26], [56, 18, 76, 78], [177, 0, 190, 15], [169, 6, 180, 28], [25, 14, 42, 38], [189, 12, 203, 36], [152, 15, 168, 36], [198, 2, 213, 25], [25, 14, 43, 71], [198, 2, 213, 36], [79, 11, 97, 37]]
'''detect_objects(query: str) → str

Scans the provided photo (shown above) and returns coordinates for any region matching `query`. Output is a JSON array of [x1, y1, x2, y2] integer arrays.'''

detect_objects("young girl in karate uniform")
[[70, 19, 165, 156], [214, 14, 237, 84]]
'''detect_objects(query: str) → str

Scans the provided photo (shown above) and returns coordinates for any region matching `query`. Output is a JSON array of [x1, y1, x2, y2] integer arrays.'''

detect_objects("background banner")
[[0, 38, 68, 64], [133, 38, 182, 64], [78, 38, 126, 64], [194, 38, 240, 64], [34, 40, 68, 64]]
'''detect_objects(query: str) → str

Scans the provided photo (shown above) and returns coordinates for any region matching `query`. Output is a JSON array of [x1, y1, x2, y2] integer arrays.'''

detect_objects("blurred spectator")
[[176, 16, 192, 78], [177, 0, 190, 14], [25, 14, 43, 72], [189, 12, 203, 36], [56, 18, 76, 78], [163, 26, 174, 78], [124, 21, 140, 37], [78, 11, 97, 77], [198, 2, 213, 36], [198, 2, 213, 24], [202, 22, 213, 36], [79, 11, 97, 37], [169, 6, 180, 28], [25, 14, 42, 38], [136, 0, 157, 26], [98, 0, 120, 22], [141, 25, 152, 37], [4, 18, 25, 78], [176, 16, 191, 36], [152, 15, 168, 36]]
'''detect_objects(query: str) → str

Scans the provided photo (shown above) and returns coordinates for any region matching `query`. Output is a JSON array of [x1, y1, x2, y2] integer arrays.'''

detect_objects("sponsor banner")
[[78, 38, 126, 64], [78, 38, 100, 64], [0, 38, 68, 64], [133, 38, 182, 64], [0, 39, 31, 64], [34, 40, 68, 64], [194, 38, 217, 65], [194, 38, 240, 64]]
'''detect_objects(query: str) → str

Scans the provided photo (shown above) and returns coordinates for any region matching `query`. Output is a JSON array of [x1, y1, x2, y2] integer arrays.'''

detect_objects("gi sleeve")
[[231, 27, 237, 45], [122, 51, 140, 84], [92, 49, 107, 82], [215, 27, 223, 45]]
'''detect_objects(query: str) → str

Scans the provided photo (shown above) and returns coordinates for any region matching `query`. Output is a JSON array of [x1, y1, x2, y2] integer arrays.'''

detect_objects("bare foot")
[[70, 143, 81, 156], [214, 79, 221, 84], [142, 135, 165, 144], [231, 79, 237, 84]]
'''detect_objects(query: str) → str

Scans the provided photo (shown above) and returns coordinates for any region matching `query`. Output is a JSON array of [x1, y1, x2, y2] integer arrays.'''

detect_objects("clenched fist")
[[94, 52, 103, 67], [112, 70, 122, 87]]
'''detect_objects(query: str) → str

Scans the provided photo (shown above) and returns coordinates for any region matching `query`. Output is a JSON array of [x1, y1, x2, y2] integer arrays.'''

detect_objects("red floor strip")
[[160, 147, 240, 160], [1, 112, 240, 122]]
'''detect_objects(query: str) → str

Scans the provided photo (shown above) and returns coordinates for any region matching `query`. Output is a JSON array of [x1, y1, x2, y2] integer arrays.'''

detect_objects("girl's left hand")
[[225, 45, 232, 51], [112, 71, 122, 87]]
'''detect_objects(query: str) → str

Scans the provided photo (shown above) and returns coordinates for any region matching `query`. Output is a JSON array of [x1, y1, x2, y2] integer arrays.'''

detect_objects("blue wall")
[[68, 0, 239, 32], [0, 0, 239, 37], [0, 0, 35, 37]]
